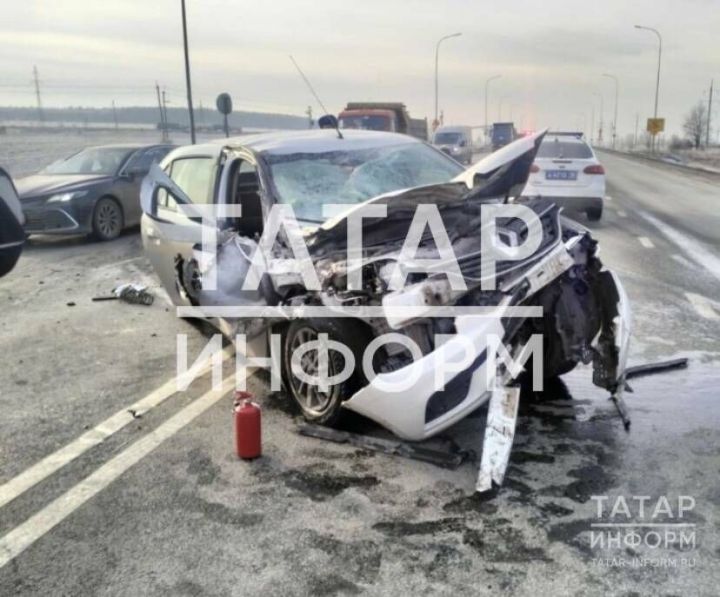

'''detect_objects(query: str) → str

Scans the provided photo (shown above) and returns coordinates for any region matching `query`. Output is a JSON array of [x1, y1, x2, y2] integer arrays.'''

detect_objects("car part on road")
[[92, 283, 155, 306], [625, 357, 688, 379], [297, 424, 468, 469], [476, 385, 521, 492]]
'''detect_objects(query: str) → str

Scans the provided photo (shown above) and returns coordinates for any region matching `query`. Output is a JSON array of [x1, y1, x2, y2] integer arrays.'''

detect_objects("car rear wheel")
[[586, 206, 602, 222], [92, 197, 123, 241], [282, 319, 367, 426]]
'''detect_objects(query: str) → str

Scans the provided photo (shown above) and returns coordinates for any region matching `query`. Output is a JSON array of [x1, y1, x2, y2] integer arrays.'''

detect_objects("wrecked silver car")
[[140, 129, 631, 491]]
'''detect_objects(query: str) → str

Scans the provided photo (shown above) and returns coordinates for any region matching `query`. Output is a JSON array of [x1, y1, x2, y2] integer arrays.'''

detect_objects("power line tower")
[[112, 100, 118, 130], [33, 65, 44, 123], [306, 106, 313, 128], [156, 82, 168, 142]]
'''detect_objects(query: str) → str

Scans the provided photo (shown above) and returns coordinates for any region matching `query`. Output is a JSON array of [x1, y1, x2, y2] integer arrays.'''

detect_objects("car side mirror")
[[459, 140, 467, 147]]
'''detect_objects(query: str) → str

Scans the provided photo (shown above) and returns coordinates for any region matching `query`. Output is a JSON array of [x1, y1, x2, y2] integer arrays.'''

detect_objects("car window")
[[125, 147, 173, 174], [536, 140, 593, 159], [42, 147, 133, 175], [434, 132, 462, 144], [169, 157, 215, 204]]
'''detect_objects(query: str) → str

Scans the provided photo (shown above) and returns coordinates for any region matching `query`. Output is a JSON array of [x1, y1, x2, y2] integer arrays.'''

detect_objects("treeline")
[[0, 106, 307, 130]]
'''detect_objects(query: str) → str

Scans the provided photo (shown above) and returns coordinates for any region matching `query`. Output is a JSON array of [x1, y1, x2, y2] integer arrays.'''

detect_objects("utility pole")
[[484, 75, 501, 145], [111, 100, 118, 130], [602, 73, 619, 149], [707, 79, 713, 148], [634, 113, 639, 148], [591, 103, 595, 144], [156, 82, 167, 142], [162, 90, 171, 137], [198, 99, 204, 127], [306, 106, 313, 128], [181, 0, 196, 144], [33, 65, 44, 123]]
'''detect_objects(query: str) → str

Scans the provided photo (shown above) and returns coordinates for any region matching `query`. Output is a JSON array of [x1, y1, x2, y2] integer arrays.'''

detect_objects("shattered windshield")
[[265, 142, 463, 221]]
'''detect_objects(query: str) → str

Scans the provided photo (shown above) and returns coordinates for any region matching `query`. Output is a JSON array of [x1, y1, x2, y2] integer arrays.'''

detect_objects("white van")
[[432, 126, 473, 165]]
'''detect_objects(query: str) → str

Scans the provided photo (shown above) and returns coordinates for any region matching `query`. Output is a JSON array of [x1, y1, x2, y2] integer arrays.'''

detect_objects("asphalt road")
[[1, 152, 719, 596]]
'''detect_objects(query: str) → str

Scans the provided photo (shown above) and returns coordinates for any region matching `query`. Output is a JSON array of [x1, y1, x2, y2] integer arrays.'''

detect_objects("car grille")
[[24, 209, 77, 232]]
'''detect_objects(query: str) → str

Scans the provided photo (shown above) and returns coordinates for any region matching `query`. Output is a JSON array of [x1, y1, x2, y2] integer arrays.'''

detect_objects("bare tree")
[[683, 101, 708, 149]]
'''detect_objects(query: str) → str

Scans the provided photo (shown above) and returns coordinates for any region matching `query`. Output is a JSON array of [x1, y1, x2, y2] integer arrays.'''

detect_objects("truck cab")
[[338, 102, 428, 141]]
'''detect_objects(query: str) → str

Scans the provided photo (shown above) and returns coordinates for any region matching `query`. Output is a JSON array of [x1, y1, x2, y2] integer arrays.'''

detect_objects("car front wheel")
[[282, 319, 367, 426], [92, 197, 124, 241]]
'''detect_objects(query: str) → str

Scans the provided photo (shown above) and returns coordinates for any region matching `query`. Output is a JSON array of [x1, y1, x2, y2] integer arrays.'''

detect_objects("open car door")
[[0, 167, 25, 278]]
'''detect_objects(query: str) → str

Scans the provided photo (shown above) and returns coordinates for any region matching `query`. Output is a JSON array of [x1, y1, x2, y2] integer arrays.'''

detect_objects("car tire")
[[586, 206, 602, 222], [92, 197, 124, 241], [282, 318, 368, 426]]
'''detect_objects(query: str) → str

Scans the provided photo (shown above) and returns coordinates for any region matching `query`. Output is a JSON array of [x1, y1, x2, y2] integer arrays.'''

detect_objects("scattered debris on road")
[[92, 283, 154, 306], [298, 424, 468, 469]]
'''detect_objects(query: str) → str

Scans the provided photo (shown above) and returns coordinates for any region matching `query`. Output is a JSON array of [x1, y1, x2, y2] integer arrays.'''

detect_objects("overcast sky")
[[1, 0, 718, 138]]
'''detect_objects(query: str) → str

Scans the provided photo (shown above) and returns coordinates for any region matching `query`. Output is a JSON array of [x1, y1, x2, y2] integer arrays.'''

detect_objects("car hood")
[[15, 173, 111, 200], [307, 130, 546, 252]]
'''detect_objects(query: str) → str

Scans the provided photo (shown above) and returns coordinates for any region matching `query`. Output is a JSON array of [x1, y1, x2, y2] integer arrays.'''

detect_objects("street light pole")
[[434, 32, 462, 128], [593, 91, 604, 144], [181, 0, 196, 144], [484, 74, 501, 144], [635, 25, 662, 151], [602, 73, 619, 149]]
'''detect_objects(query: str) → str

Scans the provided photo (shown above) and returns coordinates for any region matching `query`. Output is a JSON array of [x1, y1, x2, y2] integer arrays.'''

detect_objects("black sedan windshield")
[[42, 147, 133, 175], [266, 142, 463, 222]]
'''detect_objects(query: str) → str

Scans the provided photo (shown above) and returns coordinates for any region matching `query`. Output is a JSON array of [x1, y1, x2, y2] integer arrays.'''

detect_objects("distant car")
[[521, 132, 605, 221], [432, 126, 473, 164], [16, 144, 175, 240], [0, 167, 25, 277]]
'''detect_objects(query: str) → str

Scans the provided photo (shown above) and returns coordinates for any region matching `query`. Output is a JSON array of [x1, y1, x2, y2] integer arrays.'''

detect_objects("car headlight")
[[46, 190, 88, 203], [451, 147, 461, 153]]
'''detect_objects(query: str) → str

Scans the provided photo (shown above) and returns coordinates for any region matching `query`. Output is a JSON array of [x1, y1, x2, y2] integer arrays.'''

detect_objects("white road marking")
[[0, 376, 236, 570], [0, 348, 233, 510], [617, 210, 628, 218], [638, 236, 655, 249], [637, 210, 720, 283], [685, 292, 720, 320]]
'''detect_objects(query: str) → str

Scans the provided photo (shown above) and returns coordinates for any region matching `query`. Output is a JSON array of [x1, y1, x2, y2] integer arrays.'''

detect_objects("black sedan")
[[17, 144, 174, 241]]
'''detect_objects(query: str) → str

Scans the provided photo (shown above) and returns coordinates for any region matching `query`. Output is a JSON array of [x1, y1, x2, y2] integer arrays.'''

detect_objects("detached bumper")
[[342, 311, 507, 441]]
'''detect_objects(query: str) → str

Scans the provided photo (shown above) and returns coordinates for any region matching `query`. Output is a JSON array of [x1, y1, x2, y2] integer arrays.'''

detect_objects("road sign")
[[646, 117, 665, 135], [216, 93, 233, 137], [216, 93, 232, 115]]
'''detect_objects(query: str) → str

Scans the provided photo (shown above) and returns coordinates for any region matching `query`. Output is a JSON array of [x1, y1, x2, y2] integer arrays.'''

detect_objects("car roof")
[[165, 129, 421, 160], [91, 143, 174, 150]]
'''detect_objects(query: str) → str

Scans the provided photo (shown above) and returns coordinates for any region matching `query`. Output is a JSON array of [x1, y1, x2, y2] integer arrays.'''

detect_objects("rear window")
[[537, 140, 593, 159]]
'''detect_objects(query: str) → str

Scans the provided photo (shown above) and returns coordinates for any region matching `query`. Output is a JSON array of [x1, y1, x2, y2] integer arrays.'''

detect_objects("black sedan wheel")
[[92, 197, 124, 241]]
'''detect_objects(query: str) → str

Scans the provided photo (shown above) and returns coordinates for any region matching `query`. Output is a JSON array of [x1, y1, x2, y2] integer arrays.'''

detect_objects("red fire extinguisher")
[[234, 390, 262, 459]]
